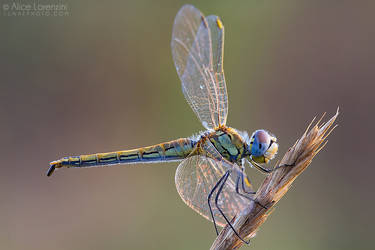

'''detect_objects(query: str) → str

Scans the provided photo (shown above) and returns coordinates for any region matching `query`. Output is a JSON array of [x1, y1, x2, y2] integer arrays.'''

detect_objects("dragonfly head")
[[248, 130, 278, 164]]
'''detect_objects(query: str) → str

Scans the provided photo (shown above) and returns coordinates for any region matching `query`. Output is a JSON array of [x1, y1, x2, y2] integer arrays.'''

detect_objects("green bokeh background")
[[1, 0, 374, 249]]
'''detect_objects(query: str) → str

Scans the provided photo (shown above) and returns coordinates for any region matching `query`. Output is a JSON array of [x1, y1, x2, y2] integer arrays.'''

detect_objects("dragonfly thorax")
[[205, 126, 248, 164]]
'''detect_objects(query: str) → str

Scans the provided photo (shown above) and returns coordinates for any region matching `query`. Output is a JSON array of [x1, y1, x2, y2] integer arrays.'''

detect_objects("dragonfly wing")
[[175, 155, 249, 227], [171, 5, 228, 129]]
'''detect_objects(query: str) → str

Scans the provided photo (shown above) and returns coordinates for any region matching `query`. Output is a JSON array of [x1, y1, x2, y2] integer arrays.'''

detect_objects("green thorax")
[[208, 126, 247, 164]]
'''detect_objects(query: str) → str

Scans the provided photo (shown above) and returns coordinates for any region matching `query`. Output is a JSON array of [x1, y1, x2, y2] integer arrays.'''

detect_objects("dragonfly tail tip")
[[46, 162, 58, 177]]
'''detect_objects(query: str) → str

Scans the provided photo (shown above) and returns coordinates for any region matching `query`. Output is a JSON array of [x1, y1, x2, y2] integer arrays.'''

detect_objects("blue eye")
[[250, 130, 271, 157]]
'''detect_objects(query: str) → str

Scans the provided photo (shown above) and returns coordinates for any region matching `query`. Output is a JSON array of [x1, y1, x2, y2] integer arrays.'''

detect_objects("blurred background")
[[1, 0, 374, 249]]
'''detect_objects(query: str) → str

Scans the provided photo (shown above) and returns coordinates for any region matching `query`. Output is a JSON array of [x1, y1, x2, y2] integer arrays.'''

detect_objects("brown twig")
[[210, 109, 339, 250]]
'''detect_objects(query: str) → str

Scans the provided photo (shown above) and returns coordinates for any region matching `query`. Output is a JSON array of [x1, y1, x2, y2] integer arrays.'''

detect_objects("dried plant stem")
[[210, 109, 339, 250]]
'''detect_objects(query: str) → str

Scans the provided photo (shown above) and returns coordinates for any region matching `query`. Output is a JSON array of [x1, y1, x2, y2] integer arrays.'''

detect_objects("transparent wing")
[[175, 139, 249, 227], [175, 155, 249, 227], [171, 5, 228, 129]]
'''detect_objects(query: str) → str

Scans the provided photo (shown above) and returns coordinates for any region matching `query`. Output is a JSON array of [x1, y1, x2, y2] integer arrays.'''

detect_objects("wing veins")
[[172, 5, 228, 129], [175, 37, 220, 127]]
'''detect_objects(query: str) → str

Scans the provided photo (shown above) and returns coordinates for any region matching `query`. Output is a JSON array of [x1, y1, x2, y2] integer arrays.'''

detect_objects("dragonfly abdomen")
[[47, 138, 195, 176]]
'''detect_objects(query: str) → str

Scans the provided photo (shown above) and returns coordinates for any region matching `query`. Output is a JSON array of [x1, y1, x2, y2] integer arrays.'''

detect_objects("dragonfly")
[[47, 5, 279, 243]]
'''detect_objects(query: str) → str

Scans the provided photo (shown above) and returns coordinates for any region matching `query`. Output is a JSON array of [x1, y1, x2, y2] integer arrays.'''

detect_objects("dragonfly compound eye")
[[250, 130, 271, 157]]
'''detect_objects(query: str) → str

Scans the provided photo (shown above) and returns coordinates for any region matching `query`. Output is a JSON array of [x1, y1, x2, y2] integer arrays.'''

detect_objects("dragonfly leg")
[[215, 170, 250, 245], [249, 158, 272, 174], [272, 163, 295, 171], [234, 171, 267, 210], [207, 170, 228, 236], [239, 165, 256, 195], [235, 172, 255, 197], [250, 156, 295, 174]]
